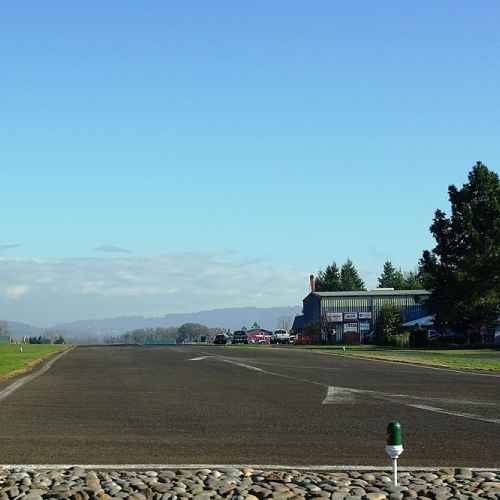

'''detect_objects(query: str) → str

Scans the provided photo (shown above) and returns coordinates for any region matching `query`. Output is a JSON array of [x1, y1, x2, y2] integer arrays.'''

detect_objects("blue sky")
[[1, 2, 499, 325]]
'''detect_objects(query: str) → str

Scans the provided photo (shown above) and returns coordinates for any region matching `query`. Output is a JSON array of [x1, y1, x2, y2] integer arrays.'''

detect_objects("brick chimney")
[[309, 274, 315, 293]]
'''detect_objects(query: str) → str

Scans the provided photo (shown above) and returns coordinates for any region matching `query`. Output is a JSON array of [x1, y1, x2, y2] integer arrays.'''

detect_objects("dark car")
[[231, 330, 248, 344], [214, 334, 227, 345]]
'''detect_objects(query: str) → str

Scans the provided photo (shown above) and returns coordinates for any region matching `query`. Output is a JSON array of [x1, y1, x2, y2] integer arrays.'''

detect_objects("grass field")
[[313, 346, 500, 371], [0, 344, 68, 380], [226, 343, 500, 371]]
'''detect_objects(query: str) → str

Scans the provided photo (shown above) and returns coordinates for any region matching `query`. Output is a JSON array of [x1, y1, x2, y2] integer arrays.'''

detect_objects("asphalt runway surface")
[[0, 345, 499, 466]]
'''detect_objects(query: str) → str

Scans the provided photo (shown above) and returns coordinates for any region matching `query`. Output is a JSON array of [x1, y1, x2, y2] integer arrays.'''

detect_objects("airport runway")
[[0, 345, 498, 466]]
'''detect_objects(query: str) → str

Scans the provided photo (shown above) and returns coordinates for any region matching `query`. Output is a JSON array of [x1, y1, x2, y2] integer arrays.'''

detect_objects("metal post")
[[392, 457, 398, 486]]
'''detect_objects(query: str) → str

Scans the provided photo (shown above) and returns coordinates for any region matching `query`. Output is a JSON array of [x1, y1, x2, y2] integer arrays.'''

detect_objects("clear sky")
[[1, 1, 499, 326]]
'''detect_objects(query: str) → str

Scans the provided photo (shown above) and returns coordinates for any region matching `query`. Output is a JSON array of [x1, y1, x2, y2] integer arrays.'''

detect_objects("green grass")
[[315, 346, 500, 371], [0, 344, 68, 379]]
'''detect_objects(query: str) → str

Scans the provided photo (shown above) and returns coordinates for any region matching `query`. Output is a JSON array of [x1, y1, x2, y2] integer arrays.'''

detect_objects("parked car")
[[272, 329, 290, 344], [232, 330, 248, 344], [214, 334, 227, 345]]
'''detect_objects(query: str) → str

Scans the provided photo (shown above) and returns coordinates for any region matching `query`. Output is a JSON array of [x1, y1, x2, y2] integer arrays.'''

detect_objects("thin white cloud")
[[93, 245, 132, 254], [5, 285, 31, 300], [0, 243, 22, 251], [0, 254, 307, 326]]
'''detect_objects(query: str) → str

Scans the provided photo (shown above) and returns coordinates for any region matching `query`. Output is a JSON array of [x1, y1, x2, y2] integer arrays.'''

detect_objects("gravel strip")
[[0, 467, 499, 500]]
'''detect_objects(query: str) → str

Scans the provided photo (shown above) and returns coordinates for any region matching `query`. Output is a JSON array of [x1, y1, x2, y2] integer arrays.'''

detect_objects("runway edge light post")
[[385, 421, 403, 486]]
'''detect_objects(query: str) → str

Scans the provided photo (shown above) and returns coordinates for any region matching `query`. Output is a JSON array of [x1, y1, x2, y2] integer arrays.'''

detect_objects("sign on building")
[[358, 312, 372, 320], [359, 322, 371, 332], [344, 312, 358, 321], [344, 323, 358, 333], [326, 312, 343, 322]]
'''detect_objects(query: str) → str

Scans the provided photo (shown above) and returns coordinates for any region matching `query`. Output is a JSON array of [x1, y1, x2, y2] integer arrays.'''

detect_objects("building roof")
[[309, 289, 430, 298], [403, 315, 435, 327]]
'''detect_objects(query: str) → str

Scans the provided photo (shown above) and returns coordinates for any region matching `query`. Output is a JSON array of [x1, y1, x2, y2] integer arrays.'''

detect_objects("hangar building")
[[292, 283, 429, 344]]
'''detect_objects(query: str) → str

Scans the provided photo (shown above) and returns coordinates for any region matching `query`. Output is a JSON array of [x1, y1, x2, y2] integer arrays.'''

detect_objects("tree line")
[[315, 259, 423, 292], [27, 335, 66, 344], [105, 323, 225, 345]]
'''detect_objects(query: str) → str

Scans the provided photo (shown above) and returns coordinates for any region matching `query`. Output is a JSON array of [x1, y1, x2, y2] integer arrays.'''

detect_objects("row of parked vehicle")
[[213, 329, 296, 345]]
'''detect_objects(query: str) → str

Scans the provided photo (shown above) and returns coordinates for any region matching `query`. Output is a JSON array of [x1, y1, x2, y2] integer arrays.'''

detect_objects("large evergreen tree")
[[402, 270, 423, 290], [340, 259, 366, 291], [378, 261, 423, 289], [315, 262, 341, 291], [420, 162, 500, 337], [378, 260, 405, 289]]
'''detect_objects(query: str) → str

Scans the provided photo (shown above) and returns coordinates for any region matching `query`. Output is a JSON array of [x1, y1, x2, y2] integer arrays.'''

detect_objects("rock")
[[455, 469, 472, 479], [153, 483, 173, 493], [420, 474, 439, 482], [331, 494, 348, 500], [480, 482, 500, 489], [378, 477, 393, 484], [193, 494, 213, 500], [250, 485, 273, 497], [388, 494, 403, 500], [476, 473, 497, 480], [307, 485, 323, 493], [365, 493, 388, 500], [349, 487, 367, 497], [87, 478, 101, 490], [5, 485, 20, 497], [22, 495, 44, 500]]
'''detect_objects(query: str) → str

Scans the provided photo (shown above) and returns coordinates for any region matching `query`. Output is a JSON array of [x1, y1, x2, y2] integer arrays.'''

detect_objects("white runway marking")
[[408, 404, 500, 425], [220, 359, 267, 373], [189, 356, 213, 361], [0, 350, 70, 403], [218, 357, 324, 386], [2, 464, 498, 471], [193, 356, 499, 425], [322, 386, 356, 404], [323, 386, 500, 425], [322, 386, 496, 407]]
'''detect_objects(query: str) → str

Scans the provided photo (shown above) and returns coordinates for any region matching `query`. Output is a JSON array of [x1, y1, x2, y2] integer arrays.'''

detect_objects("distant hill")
[[5, 321, 44, 339], [52, 306, 302, 339]]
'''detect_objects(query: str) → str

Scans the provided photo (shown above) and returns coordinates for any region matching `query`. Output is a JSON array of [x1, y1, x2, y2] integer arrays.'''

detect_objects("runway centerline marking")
[[189, 356, 213, 361], [217, 357, 324, 386]]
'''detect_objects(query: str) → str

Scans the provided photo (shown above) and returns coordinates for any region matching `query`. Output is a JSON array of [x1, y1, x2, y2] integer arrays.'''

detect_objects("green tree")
[[420, 162, 500, 338], [177, 323, 210, 343], [374, 305, 403, 345], [340, 259, 366, 291], [315, 262, 341, 291], [402, 270, 423, 289], [378, 260, 405, 289]]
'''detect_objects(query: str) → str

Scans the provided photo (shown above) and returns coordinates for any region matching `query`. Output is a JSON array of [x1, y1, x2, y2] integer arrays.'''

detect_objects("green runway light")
[[385, 421, 404, 486], [387, 421, 402, 446]]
